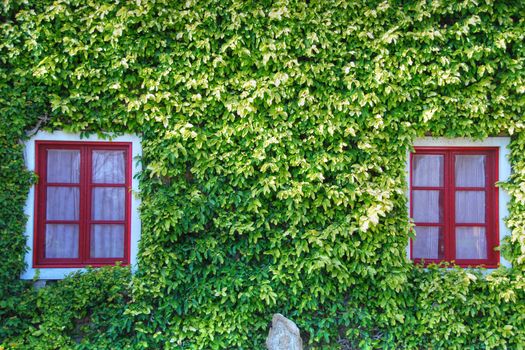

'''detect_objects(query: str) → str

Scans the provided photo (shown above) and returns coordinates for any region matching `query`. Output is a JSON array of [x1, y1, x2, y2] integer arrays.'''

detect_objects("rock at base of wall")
[[266, 313, 303, 350]]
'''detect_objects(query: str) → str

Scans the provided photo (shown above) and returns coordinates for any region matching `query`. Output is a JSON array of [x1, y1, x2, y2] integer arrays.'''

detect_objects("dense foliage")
[[1, 0, 524, 348], [0, 267, 132, 349]]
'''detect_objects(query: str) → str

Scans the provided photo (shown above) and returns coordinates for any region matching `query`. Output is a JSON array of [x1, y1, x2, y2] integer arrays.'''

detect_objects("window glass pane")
[[412, 155, 443, 187], [46, 187, 80, 220], [45, 224, 79, 258], [92, 150, 126, 184], [412, 190, 442, 223], [455, 155, 486, 187], [456, 227, 487, 259], [90, 224, 124, 258], [47, 150, 80, 183], [92, 187, 125, 220], [456, 191, 485, 223], [413, 226, 444, 259]]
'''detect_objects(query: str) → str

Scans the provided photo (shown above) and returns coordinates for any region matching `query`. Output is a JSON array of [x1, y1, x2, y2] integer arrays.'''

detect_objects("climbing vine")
[[1, 0, 524, 348]]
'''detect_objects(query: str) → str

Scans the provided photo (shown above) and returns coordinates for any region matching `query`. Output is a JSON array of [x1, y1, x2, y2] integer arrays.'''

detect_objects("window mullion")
[[38, 146, 48, 263], [484, 151, 490, 263], [124, 147, 130, 264], [80, 146, 89, 263], [446, 151, 455, 262], [487, 151, 495, 264], [86, 146, 93, 262]]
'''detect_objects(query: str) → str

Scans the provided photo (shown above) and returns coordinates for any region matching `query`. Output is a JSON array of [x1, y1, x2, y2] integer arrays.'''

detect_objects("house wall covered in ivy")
[[1, 1, 524, 348]]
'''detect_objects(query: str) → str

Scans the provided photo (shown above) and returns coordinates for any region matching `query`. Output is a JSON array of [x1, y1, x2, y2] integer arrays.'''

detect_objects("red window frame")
[[34, 141, 132, 268], [410, 147, 499, 268]]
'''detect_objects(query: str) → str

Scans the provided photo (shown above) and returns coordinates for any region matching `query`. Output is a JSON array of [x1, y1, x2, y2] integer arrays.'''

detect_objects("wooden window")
[[34, 141, 131, 267], [410, 147, 499, 267]]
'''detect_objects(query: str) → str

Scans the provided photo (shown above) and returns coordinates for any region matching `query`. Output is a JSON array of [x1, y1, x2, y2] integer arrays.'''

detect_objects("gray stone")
[[33, 280, 47, 290], [266, 313, 303, 350]]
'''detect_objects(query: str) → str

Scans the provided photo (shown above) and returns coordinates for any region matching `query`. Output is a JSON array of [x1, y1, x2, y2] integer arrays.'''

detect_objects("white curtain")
[[455, 191, 485, 223], [45, 150, 81, 258], [91, 224, 124, 258], [455, 155, 485, 187], [45, 224, 79, 258], [455, 155, 487, 259], [412, 190, 442, 223], [46, 187, 79, 220], [92, 150, 125, 184], [413, 226, 442, 259], [456, 227, 487, 259], [47, 150, 80, 183], [92, 187, 125, 220], [412, 155, 443, 187], [412, 156, 443, 259], [90, 150, 126, 258]]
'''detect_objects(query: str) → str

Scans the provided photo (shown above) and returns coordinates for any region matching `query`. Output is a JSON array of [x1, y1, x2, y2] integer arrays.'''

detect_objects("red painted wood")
[[85, 146, 92, 261], [410, 147, 499, 267], [411, 186, 445, 190], [409, 152, 414, 261], [414, 223, 445, 226], [446, 150, 453, 261], [87, 183, 127, 187], [44, 183, 80, 187], [34, 141, 132, 268]]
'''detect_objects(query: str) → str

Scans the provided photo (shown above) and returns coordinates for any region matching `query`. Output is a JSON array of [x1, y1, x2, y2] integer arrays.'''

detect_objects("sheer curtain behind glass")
[[92, 150, 125, 183], [413, 227, 443, 259], [412, 155, 443, 187], [455, 155, 487, 259], [45, 150, 80, 258], [91, 150, 126, 258], [91, 225, 124, 258], [412, 154, 444, 259]]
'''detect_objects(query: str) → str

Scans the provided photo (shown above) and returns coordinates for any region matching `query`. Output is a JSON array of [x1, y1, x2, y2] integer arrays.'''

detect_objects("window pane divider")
[[411, 186, 444, 190], [455, 223, 487, 227], [44, 183, 80, 187], [89, 220, 126, 224], [455, 187, 486, 191], [45, 220, 80, 224], [413, 223, 444, 226], [79, 146, 89, 262], [445, 151, 454, 261]]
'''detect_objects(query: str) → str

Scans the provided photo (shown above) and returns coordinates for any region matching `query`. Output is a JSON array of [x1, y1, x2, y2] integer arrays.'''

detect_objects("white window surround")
[[21, 131, 142, 279], [405, 137, 511, 268]]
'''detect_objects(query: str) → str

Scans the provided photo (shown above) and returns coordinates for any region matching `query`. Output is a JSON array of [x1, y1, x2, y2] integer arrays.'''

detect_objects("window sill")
[[33, 261, 129, 269], [412, 260, 500, 269]]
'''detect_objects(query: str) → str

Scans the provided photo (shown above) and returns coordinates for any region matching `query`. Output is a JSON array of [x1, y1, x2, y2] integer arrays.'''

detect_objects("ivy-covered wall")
[[1, 0, 524, 349]]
